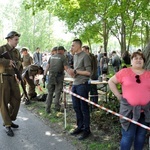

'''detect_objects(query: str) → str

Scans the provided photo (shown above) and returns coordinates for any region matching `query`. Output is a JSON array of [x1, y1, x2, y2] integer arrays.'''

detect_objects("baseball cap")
[[5, 31, 21, 39], [57, 46, 66, 51]]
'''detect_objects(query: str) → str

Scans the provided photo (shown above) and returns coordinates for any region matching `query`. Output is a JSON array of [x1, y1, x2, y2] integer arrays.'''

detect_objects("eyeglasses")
[[135, 75, 141, 84]]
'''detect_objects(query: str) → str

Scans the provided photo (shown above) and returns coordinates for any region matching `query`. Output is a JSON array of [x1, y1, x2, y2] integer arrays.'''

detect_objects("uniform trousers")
[[46, 76, 63, 111], [0, 75, 21, 126], [24, 74, 36, 99]]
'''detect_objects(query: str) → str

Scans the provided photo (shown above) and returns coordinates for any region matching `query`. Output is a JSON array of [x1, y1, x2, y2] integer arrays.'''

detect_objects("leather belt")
[[2, 73, 14, 76]]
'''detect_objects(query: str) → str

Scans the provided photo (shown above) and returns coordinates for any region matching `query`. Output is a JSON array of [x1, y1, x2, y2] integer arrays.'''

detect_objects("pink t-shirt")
[[116, 68, 150, 106]]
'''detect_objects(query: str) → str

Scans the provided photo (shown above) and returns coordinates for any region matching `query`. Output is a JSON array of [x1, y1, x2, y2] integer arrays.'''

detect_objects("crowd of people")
[[0, 30, 150, 150]]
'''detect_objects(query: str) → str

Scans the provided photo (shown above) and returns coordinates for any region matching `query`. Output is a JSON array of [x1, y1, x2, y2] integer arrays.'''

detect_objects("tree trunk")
[[145, 23, 150, 46], [103, 19, 108, 52], [121, 15, 126, 54], [142, 42, 150, 69]]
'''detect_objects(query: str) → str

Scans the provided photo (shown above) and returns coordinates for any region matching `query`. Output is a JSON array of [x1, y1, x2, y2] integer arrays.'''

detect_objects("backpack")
[[102, 58, 108, 72]]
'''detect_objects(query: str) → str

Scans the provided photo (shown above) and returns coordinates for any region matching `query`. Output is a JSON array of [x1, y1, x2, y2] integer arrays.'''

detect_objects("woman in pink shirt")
[[108, 51, 150, 150]]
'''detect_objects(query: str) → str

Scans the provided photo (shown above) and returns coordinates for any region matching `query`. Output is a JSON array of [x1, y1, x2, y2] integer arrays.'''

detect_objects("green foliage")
[[0, 0, 149, 54], [23, 0, 150, 53], [16, 4, 54, 51], [89, 142, 118, 150]]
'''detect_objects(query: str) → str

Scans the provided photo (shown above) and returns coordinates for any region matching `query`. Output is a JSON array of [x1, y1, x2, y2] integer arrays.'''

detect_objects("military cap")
[[52, 47, 58, 51], [20, 47, 28, 52], [57, 46, 66, 51], [5, 31, 21, 39]]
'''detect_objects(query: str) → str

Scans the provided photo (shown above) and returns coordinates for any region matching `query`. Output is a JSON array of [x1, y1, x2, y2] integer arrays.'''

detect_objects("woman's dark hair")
[[131, 51, 145, 62], [39, 66, 44, 74], [103, 52, 107, 57], [82, 45, 89, 50]]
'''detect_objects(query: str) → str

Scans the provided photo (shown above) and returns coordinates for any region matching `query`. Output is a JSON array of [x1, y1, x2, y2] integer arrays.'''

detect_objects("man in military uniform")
[[43, 46, 70, 113], [22, 65, 44, 100], [0, 31, 22, 137], [21, 47, 33, 71]]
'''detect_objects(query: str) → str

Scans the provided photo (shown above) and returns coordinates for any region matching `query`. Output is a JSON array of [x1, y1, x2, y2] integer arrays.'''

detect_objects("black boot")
[[4, 127, 14, 137]]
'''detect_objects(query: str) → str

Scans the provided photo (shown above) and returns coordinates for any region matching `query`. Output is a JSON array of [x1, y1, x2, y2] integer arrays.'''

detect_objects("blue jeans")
[[72, 83, 90, 131], [120, 113, 148, 150], [97, 66, 101, 77]]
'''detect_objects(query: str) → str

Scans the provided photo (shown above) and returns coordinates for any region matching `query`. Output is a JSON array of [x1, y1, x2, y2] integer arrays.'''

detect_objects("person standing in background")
[[33, 47, 42, 66], [97, 46, 104, 77], [0, 31, 22, 137], [100, 52, 109, 75], [122, 51, 131, 68], [82, 45, 98, 109], [20, 47, 33, 71], [67, 50, 74, 69], [111, 51, 121, 73]]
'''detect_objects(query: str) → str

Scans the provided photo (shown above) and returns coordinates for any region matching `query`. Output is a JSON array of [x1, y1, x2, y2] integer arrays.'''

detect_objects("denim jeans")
[[120, 113, 148, 150], [72, 83, 90, 131], [97, 66, 101, 77]]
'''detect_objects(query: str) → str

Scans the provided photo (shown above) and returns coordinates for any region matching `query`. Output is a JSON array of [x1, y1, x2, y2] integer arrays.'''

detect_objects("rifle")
[[0, 51, 30, 105]]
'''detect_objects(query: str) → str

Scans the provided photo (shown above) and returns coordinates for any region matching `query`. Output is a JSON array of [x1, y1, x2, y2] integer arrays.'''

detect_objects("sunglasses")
[[135, 75, 141, 84]]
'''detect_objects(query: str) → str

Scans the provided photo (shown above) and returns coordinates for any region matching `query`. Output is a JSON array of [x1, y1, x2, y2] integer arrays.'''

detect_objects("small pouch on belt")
[[0, 74, 3, 83]]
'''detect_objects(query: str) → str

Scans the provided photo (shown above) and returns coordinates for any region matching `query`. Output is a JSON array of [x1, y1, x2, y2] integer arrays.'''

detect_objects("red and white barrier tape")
[[63, 88, 150, 131]]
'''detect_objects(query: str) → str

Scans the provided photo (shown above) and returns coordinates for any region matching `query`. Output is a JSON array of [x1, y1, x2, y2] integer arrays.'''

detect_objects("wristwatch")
[[74, 69, 77, 75]]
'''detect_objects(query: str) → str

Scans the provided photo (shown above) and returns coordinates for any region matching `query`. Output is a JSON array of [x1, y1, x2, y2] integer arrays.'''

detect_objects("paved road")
[[0, 104, 77, 150]]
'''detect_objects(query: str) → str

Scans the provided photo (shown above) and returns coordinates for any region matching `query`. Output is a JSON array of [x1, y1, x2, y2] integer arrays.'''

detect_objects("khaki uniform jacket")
[[0, 43, 22, 74]]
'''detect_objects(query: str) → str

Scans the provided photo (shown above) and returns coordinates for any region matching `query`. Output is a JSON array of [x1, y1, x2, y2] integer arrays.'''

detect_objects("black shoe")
[[45, 107, 51, 114], [70, 128, 83, 135], [55, 108, 60, 112], [11, 123, 19, 128], [78, 130, 91, 140], [3, 123, 19, 128], [5, 127, 14, 137], [46, 109, 51, 114], [25, 100, 31, 105]]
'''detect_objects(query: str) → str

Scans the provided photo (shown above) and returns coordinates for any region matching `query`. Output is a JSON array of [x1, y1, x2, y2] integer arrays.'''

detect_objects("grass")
[[25, 98, 121, 150]]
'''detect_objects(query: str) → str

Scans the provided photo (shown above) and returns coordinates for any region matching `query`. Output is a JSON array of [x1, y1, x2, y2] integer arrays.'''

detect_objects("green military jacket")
[[21, 54, 33, 69], [22, 65, 39, 79], [0, 43, 22, 74]]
